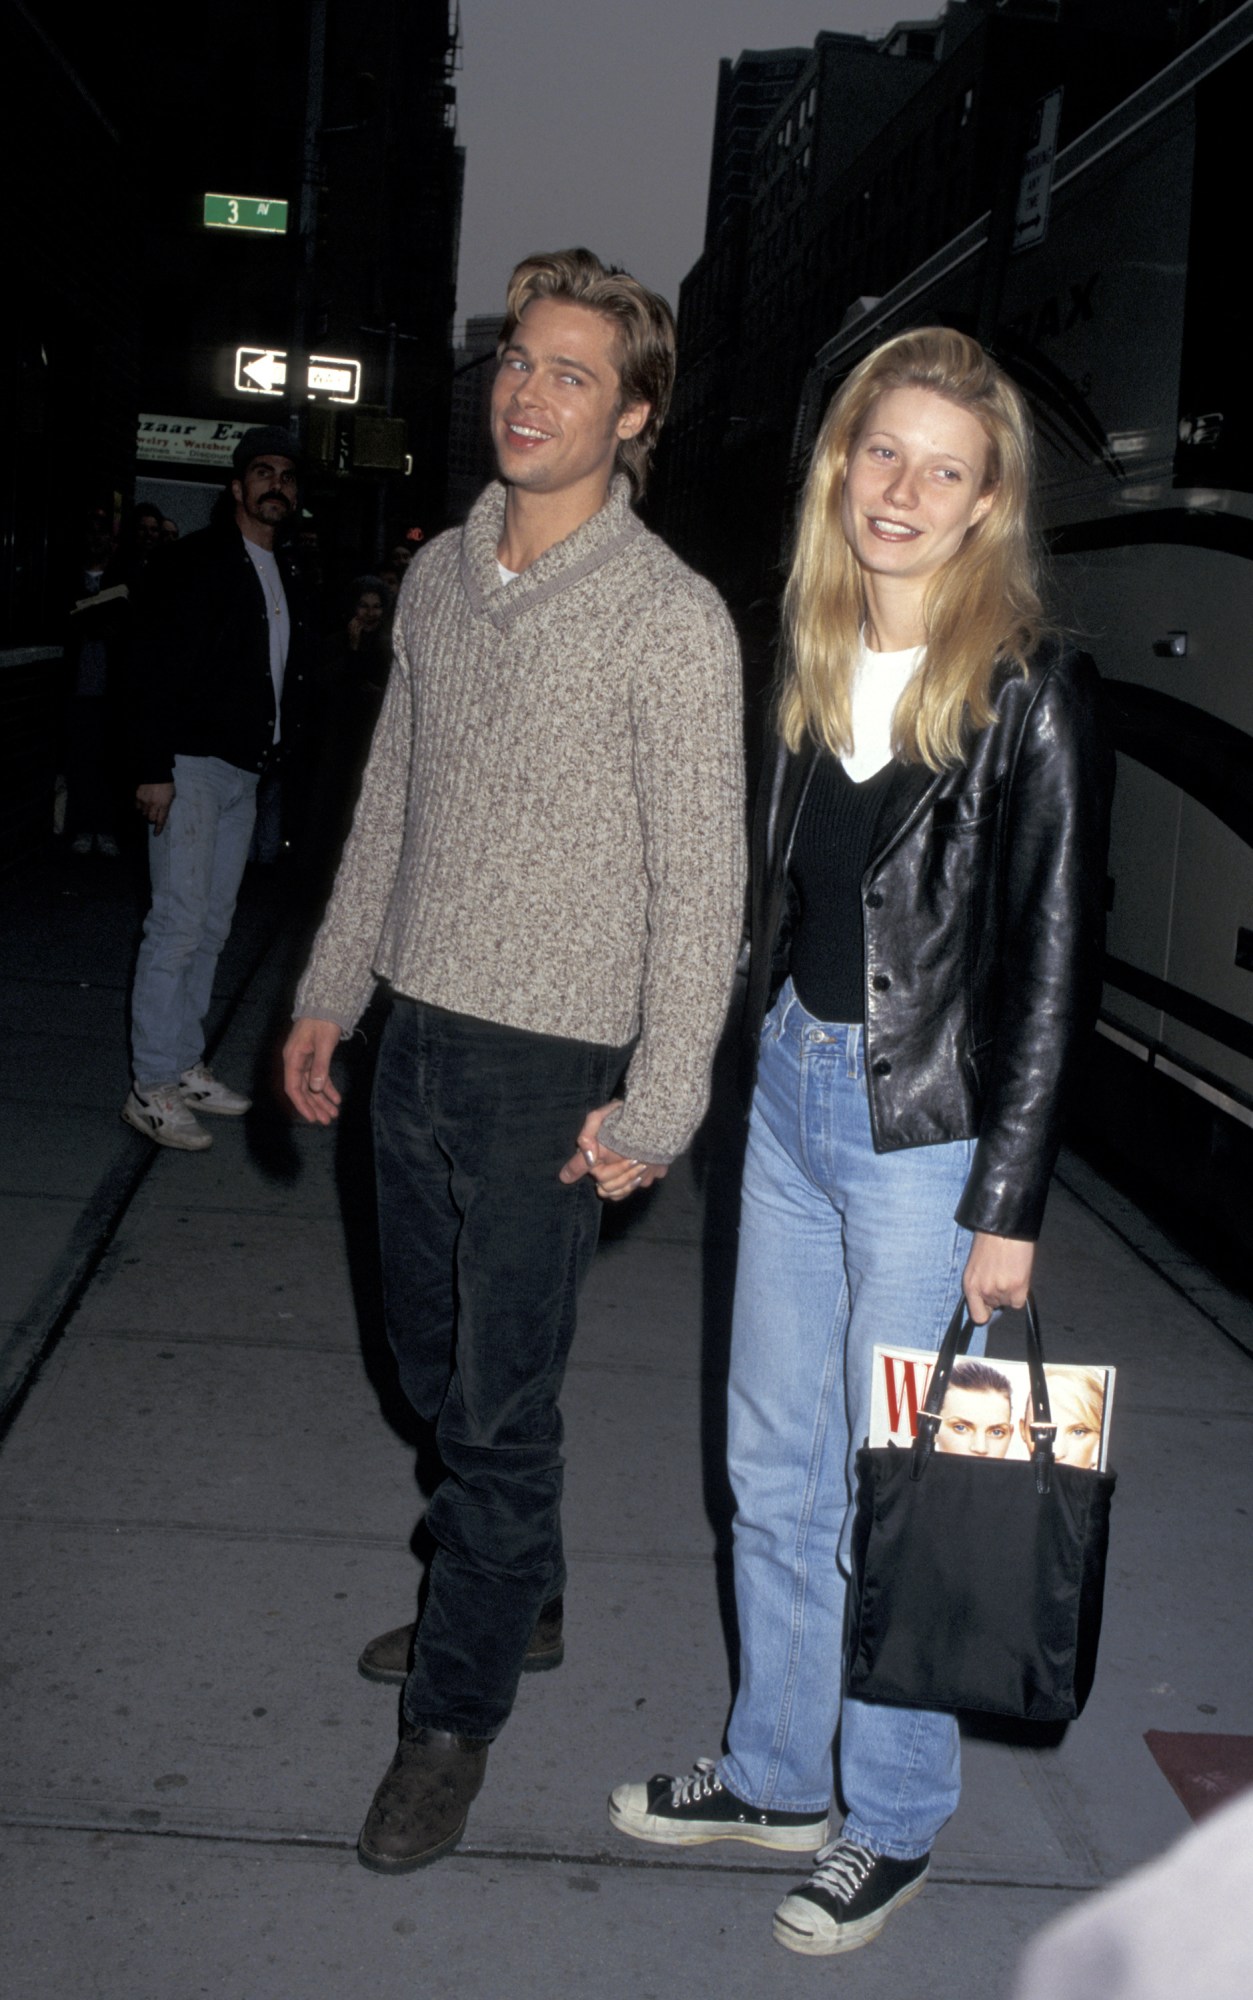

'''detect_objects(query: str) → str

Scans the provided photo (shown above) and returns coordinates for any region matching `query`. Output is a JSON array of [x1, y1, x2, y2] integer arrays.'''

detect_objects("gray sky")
[[455, 1, 912, 328]]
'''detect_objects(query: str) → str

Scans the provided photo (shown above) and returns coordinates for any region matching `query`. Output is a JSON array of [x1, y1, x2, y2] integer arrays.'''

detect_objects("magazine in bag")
[[868, 1344, 1116, 1471]]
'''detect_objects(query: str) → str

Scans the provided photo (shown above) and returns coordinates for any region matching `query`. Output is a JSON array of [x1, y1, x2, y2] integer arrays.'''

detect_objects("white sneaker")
[[70, 834, 93, 856], [122, 1086, 213, 1151], [95, 834, 121, 859], [178, 1063, 251, 1116]]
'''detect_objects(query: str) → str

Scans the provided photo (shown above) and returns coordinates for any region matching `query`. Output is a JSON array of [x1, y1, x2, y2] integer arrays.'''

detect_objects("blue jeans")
[[716, 980, 977, 1859], [130, 755, 258, 1090], [372, 998, 629, 1741]]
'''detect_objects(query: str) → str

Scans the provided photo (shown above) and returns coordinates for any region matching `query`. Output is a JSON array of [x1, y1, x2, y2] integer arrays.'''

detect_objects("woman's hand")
[[962, 1230, 1035, 1324], [559, 1101, 669, 1202]]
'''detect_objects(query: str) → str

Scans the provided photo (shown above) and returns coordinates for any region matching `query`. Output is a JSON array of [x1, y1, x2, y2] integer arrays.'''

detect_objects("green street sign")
[[203, 193, 289, 235]]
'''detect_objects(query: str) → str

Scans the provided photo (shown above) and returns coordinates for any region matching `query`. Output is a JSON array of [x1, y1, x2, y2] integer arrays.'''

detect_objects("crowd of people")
[[62, 498, 410, 852], [60, 492, 414, 875], [58, 439, 420, 1152], [64, 245, 1136, 1969]]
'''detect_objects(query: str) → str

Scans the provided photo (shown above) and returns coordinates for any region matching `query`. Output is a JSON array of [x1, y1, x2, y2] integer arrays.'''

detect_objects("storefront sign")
[[137, 415, 249, 467]]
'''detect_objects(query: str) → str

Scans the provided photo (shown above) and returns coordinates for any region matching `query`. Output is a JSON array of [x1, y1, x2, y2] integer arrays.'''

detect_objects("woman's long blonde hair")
[[777, 327, 1044, 769]]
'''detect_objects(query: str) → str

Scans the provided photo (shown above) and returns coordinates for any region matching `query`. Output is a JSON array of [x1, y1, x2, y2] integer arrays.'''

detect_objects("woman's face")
[[355, 591, 384, 632], [1047, 1380, 1102, 1469], [936, 1387, 1014, 1459], [840, 386, 994, 590]]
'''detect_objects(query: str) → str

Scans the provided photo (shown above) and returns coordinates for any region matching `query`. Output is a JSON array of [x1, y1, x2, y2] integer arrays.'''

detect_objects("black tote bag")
[[844, 1295, 1116, 1723]]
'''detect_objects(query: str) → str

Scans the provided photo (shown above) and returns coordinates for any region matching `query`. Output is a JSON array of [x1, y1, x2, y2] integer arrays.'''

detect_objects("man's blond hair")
[[501, 248, 676, 498]]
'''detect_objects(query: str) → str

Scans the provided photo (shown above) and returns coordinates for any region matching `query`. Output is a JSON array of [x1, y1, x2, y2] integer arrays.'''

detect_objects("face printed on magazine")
[[934, 1362, 1016, 1459], [869, 1348, 1114, 1470]]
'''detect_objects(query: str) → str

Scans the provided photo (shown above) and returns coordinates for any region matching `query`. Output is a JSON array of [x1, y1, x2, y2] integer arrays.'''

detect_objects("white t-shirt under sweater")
[[842, 636, 925, 781]]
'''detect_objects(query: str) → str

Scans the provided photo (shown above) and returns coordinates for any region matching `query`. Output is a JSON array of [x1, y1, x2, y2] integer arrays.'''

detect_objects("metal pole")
[[289, 0, 328, 441]]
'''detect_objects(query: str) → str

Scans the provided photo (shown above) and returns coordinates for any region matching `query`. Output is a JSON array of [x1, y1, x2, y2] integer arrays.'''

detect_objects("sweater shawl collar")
[[458, 474, 644, 631]]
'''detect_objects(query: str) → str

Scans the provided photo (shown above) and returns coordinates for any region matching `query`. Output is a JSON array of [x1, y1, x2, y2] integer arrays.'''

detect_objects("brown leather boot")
[[357, 1595, 565, 1684], [357, 1726, 490, 1872]]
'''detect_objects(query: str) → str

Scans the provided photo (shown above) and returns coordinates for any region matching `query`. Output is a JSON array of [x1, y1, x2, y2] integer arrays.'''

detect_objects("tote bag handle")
[[911, 1292, 1056, 1492]]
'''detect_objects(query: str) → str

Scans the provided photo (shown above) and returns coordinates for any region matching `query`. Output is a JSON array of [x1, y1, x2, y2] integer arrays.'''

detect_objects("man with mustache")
[[122, 426, 314, 1149]]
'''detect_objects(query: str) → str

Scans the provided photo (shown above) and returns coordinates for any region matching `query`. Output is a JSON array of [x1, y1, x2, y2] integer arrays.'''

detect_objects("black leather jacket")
[[743, 639, 1113, 1240], [131, 517, 315, 783]]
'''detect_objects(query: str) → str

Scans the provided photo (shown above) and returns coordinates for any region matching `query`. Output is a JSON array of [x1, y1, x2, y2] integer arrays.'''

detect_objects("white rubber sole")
[[772, 1868, 928, 1955], [609, 1789, 828, 1852]]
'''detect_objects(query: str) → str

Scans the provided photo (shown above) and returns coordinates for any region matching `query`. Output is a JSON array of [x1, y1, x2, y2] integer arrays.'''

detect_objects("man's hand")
[[283, 1017, 344, 1125], [962, 1230, 1036, 1324], [135, 781, 175, 834], [559, 1101, 669, 1203]]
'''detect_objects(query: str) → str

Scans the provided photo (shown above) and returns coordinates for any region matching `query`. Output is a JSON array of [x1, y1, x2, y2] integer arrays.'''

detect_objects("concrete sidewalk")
[[1, 865, 1251, 1999], [0, 850, 299, 1419]]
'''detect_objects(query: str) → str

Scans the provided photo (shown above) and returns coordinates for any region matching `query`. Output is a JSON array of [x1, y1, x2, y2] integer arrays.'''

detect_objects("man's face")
[[232, 456, 298, 531], [491, 296, 648, 506], [135, 511, 162, 548]]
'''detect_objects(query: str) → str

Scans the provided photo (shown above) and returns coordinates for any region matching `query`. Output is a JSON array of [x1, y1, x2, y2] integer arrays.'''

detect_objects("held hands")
[[135, 781, 175, 834], [559, 1100, 669, 1203], [962, 1230, 1036, 1324], [283, 1017, 344, 1125]]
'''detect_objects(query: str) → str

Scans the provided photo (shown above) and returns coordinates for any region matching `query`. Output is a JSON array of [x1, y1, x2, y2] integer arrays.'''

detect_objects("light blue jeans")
[[716, 979, 978, 1859], [130, 754, 258, 1090]]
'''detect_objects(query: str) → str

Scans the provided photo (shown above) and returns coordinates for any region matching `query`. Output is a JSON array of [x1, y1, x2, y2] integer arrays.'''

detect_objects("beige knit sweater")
[[294, 477, 746, 1163]]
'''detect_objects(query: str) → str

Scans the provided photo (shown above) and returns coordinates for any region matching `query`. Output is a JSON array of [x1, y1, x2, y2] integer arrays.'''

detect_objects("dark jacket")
[[130, 517, 315, 782], [744, 639, 1113, 1241]]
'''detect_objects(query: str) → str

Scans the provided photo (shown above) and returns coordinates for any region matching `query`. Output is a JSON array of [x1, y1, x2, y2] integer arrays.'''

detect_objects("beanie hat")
[[232, 426, 301, 475]]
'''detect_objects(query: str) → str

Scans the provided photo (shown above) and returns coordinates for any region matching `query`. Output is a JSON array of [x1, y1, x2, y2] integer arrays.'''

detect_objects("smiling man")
[[122, 426, 314, 1149], [284, 249, 745, 1872]]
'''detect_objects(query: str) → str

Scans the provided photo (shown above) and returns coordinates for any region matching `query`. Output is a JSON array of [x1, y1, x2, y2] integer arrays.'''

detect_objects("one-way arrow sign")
[[233, 346, 362, 404], [235, 347, 287, 395]]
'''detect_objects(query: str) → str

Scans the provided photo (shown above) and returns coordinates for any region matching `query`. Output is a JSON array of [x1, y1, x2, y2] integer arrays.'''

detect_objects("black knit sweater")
[[788, 753, 916, 1023]]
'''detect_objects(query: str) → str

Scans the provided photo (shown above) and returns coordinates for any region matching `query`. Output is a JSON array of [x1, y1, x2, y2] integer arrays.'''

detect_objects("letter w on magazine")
[[869, 1345, 1115, 1471]]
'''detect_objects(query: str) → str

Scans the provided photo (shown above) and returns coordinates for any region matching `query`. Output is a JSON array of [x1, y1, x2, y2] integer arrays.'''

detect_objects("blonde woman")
[[1035, 1366, 1107, 1469], [611, 329, 1113, 1954]]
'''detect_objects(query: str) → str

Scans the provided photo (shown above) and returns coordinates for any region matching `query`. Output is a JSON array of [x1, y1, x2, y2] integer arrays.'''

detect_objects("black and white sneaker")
[[178, 1063, 251, 1116], [121, 1086, 213, 1152], [609, 1758, 828, 1851], [773, 1837, 930, 1954]]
